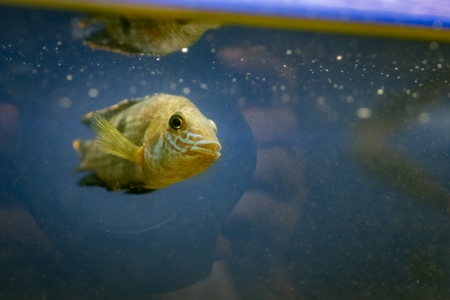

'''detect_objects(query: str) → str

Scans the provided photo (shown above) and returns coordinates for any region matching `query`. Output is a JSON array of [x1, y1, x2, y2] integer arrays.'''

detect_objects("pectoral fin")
[[78, 173, 108, 189], [126, 182, 157, 194], [79, 173, 155, 193], [90, 112, 144, 166]]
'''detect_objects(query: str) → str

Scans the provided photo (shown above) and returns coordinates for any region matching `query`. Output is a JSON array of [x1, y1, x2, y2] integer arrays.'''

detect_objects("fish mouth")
[[190, 140, 221, 158]]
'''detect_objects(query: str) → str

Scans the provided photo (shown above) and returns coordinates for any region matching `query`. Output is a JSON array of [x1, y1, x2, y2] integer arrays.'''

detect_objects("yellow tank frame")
[[1, 0, 450, 42]]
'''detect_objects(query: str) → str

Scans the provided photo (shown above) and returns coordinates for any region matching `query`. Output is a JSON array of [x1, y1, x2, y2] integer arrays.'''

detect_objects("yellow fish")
[[80, 14, 218, 56], [73, 93, 221, 193]]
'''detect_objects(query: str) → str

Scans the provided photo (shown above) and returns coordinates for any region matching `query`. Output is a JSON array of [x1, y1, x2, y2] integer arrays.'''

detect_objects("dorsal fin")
[[81, 99, 140, 127]]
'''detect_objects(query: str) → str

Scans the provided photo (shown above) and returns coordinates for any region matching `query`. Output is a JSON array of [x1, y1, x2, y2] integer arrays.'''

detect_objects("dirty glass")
[[1, 5, 450, 300]]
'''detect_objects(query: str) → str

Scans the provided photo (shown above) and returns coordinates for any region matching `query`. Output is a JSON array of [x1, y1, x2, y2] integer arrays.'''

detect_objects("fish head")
[[165, 109, 221, 160], [143, 97, 221, 188]]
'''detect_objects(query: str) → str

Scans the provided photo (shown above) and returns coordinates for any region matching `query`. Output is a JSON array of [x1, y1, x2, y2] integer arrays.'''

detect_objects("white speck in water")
[[238, 97, 246, 106], [181, 48, 189, 53], [59, 97, 72, 108], [336, 55, 343, 61], [286, 49, 292, 55], [66, 74, 73, 81], [183, 87, 191, 95], [376, 88, 384, 95], [317, 96, 326, 105], [178, 78, 184, 83], [200, 83, 208, 90], [429, 41, 439, 50], [88, 88, 99, 98], [357, 107, 372, 119], [418, 112, 430, 124]]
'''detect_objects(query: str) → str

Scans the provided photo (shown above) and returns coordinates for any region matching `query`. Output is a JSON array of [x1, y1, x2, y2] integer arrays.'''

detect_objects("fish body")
[[81, 15, 218, 56], [73, 93, 221, 192]]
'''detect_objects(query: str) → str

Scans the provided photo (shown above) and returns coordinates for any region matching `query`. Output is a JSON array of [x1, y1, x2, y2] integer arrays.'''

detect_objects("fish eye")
[[209, 119, 217, 134], [169, 112, 186, 131]]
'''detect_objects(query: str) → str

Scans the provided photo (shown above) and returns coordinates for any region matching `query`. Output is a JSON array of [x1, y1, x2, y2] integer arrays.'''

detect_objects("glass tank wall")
[[1, 4, 450, 300]]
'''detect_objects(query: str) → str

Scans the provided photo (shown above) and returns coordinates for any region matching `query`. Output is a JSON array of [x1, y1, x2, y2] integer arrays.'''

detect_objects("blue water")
[[1, 6, 450, 300]]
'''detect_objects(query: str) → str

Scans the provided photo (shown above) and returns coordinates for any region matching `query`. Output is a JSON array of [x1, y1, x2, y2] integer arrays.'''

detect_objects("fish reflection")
[[73, 93, 221, 193], [353, 80, 450, 209], [81, 15, 218, 56]]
